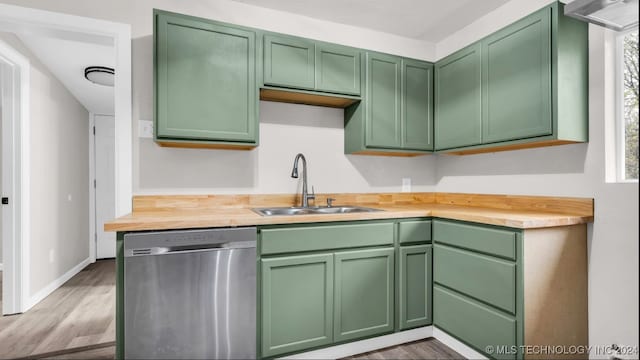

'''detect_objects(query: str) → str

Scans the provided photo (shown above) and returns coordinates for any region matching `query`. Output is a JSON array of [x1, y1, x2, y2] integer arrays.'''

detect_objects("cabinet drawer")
[[398, 220, 432, 244], [260, 222, 394, 255], [433, 220, 517, 260], [434, 286, 517, 360], [434, 245, 516, 314]]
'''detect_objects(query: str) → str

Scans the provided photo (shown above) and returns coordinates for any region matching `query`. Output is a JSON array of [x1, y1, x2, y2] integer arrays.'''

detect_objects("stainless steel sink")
[[252, 206, 382, 216]]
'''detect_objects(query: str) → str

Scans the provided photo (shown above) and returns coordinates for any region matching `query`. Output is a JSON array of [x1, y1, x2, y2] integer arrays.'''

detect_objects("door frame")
[[0, 37, 30, 316], [0, 3, 132, 313]]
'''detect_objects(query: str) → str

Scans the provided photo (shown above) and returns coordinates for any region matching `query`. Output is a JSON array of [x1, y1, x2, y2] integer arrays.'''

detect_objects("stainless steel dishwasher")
[[124, 227, 256, 359]]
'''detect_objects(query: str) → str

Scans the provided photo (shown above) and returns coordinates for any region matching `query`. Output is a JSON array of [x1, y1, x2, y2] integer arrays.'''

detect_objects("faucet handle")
[[308, 186, 316, 199], [326, 198, 336, 208]]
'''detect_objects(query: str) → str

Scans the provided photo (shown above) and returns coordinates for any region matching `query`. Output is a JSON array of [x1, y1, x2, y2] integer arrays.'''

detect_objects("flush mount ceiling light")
[[84, 66, 115, 87], [565, 0, 639, 32]]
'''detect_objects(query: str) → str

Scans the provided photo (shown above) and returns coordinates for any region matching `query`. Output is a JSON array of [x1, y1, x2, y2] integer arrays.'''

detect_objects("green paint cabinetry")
[[398, 245, 432, 330], [345, 54, 434, 155], [261, 253, 334, 357], [366, 52, 403, 149], [258, 221, 400, 357], [482, 8, 552, 143], [434, 2, 588, 154], [263, 34, 362, 96], [433, 219, 523, 359], [334, 248, 395, 342], [316, 43, 362, 95], [154, 10, 258, 147], [434, 43, 482, 150], [264, 35, 315, 90]]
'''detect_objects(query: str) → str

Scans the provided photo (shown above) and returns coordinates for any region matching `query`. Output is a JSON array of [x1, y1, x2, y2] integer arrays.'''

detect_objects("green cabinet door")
[[261, 253, 334, 357], [315, 44, 361, 95], [434, 43, 482, 150], [334, 248, 394, 342], [155, 12, 257, 143], [402, 59, 434, 151], [264, 34, 315, 90], [482, 7, 552, 143], [398, 245, 432, 330], [366, 53, 402, 149]]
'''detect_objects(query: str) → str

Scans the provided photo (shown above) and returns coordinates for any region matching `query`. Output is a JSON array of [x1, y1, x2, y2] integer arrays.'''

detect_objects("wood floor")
[[343, 338, 463, 359], [0, 260, 116, 359], [0, 260, 463, 360]]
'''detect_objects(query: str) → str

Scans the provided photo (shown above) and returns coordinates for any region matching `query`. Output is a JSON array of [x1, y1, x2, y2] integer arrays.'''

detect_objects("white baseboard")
[[433, 327, 488, 360], [25, 257, 91, 311], [280, 326, 434, 360], [279, 326, 488, 360]]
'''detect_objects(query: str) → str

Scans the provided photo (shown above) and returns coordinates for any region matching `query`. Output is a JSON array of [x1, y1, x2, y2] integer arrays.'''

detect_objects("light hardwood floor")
[[0, 260, 463, 360], [0, 261, 115, 359]]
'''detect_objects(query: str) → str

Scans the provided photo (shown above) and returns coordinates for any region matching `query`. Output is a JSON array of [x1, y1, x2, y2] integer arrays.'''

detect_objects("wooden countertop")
[[104, 193, 594, 232]]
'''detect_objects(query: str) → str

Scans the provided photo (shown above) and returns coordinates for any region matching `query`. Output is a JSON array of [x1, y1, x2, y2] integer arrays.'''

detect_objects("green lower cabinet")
[[334, 248, 395, 342], [261, 253, 334, 357], [398, 245, 432, 330], [434, 286, 517, 360]]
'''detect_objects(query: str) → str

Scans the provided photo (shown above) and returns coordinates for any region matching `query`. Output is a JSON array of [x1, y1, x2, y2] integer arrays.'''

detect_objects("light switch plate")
[[402, 178, 411, 192], [138, 120, 153, 138]]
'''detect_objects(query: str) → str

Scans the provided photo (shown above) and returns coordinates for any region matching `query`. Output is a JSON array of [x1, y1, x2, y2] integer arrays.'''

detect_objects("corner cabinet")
[[345, 54, 434, 156], [432, 219, 588, 359], [154, 10, 258, 149], [435, 2, 588, 154]]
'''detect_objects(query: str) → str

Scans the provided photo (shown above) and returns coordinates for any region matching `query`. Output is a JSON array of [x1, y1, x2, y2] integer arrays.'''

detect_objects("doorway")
[[0, 3, 132, 315]]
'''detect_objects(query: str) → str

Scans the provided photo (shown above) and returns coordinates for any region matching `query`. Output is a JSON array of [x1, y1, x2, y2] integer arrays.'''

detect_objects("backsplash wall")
[[136, 101, 438, 195]]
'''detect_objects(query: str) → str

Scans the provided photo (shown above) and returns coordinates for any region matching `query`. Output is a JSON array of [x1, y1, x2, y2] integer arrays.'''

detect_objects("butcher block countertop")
[[104, 192, 594, 232]]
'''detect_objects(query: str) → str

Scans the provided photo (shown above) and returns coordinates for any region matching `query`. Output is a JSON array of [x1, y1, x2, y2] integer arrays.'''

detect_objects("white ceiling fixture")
[[231, 0, 511, 42], [565, 0, 639, 32], [84, 66, 114, 87], [17, 34, 115, 115]]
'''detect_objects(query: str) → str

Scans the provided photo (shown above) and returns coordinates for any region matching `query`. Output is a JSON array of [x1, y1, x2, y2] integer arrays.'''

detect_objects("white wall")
[[0, 32, 89, 297], [434, 0, 639, 356]]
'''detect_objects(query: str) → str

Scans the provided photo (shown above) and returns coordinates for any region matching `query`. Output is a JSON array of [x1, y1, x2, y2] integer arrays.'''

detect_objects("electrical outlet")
[[138, 120, 154, 138], [402, 178, 411, 192]]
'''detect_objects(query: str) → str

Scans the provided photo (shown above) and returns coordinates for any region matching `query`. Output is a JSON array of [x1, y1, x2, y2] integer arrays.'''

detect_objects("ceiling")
[[18, 34, 115, 115], [232, 0, 512, 42]]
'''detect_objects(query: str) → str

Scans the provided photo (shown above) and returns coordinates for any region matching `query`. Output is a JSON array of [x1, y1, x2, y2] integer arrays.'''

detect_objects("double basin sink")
[[253, 206, 382, 216]]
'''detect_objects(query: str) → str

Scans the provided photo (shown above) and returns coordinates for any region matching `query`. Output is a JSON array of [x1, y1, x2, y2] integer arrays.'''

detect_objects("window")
[[617, 29, 639, 181]]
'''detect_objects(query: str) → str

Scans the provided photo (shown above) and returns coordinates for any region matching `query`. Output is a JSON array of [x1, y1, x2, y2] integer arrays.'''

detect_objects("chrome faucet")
[[291, 153, 315, 208]]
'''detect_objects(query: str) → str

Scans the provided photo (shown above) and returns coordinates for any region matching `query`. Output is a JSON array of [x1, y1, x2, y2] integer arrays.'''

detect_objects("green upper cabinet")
[[398, 245, 432, 330], [262, 34, 362, 98], [366, 52, 402, 149], [345, 53, 433, 155], [315, 43, 362, 95], [334, 248, 395, 342], [261, 253, 334, 357], [154, 10, 258, 147], [434, 43, 482, 151], [264, 35, 316, 90], [402, 59, 434, 151], [482, 7, 552, 143], [434, 2, 588, 154]]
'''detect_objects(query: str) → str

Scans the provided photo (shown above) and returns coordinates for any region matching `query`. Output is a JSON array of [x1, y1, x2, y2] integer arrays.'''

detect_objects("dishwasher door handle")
[[126, 240, 256, 257]]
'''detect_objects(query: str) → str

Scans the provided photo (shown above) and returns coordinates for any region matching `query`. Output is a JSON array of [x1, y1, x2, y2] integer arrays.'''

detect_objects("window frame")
[[615, 27, 639, 183]]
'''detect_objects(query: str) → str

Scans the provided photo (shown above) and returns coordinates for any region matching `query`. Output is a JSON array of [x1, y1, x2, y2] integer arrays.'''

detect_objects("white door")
[[95, 114, 116, 259]]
